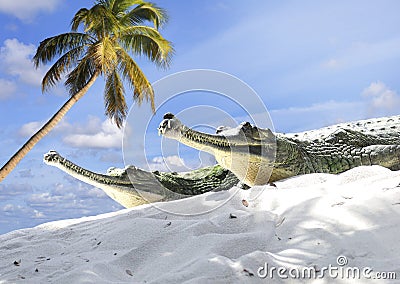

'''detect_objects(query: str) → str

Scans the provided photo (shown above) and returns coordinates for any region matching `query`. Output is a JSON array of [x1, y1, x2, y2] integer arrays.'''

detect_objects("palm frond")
[[109, 0, 141, 15], [42, 45, 87, 92], [117, 48, 154, 111], [33, 33, 93, 67], [83, 4, 121, 37], [121, 2, 168, 28], [65, 56, 97, 96], [87, 38, 118, 75], [71, 8, 89, 31], [95, 0, 113, 7], [120, 26, 173, 68], [104, 69, 127, 127]]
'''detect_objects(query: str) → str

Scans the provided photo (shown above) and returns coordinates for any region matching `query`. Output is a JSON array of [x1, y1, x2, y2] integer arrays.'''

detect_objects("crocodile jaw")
[[158, 113, 276, 186], [43, 151, 161, 207]]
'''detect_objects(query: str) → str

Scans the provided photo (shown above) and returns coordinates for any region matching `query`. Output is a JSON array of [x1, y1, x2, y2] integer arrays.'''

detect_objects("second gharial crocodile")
[[45, 114, 400, 208]]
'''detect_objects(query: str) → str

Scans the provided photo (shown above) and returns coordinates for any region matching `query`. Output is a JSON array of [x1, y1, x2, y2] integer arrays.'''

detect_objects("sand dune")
[[1, 165, 400, 283]]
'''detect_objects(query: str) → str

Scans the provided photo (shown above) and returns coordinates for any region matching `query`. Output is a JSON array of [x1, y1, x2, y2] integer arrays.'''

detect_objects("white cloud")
[[149, 155, 187, 172], [18, 118, 73, 138], [33, 210, 46, 218], [2, 203, 45, 219], [0, 183, 33, 200], [1, 203, 39, 218], [16, 116, 123, 149], [266, 82, 400, 133], [0, 78, 16, 99], [153, 155, 185, 167], [362, 81, 387, 97], [362, 81, 400, 116], [27, 192, 69, 206], [0, 0, 61, 21], [25, 181, 120, 214], [18, 121, 42, 137], [147, 153, 216, 172], [17, 114, 92, 133], [63, 118, 123, 149], [0, 38, 46, 86]]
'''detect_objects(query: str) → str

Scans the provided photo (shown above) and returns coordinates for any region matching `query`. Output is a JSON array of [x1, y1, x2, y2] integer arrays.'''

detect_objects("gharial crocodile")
[[44, 113, 400, 208]]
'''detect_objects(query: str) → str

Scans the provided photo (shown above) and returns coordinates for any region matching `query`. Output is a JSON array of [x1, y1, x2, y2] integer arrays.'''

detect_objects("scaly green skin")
[[275, 129, 400, 177], [45, 114, 400, 208]]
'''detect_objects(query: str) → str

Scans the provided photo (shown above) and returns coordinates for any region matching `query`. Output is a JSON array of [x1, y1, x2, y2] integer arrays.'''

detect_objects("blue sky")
[[1, 0, 400, 234]]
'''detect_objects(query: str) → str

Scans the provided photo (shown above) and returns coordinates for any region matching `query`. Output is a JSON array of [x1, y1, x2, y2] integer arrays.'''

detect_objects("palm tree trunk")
[[0, 72, 100, 182]]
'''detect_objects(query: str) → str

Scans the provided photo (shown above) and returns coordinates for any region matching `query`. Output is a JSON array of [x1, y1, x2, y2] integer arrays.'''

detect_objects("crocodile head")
[[158, 112, 185, 139], [158, 113, 277, 186], [44, 150, 63, 166]]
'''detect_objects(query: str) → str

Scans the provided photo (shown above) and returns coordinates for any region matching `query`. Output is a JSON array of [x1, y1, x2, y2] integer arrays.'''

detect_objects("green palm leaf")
[[42, 46, 86, 92], [33, 33, 93, 67], [120, 26, 173, 68], [104, 69, 127, 127], [122, 2, 168, 28], [65, 55, 97, 95], [71, 8, 89, 31], [87, 38, 118, 74], [117, 48, 154, 110]]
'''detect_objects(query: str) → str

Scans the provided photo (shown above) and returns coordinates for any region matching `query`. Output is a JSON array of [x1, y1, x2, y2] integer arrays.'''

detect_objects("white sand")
[[1, 165, 400, 283]]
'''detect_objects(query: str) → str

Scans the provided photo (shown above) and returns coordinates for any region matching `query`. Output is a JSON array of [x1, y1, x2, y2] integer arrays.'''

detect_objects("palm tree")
[[0, 0, 173, 182]]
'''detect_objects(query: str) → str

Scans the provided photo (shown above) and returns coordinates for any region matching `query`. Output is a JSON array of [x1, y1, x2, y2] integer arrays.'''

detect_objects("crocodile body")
[[45, 114, 400, 208], [158, 113, 400, 185], [44, 151, 239, 207]]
